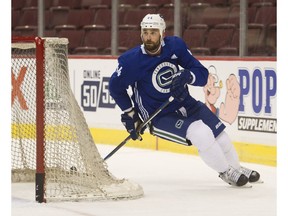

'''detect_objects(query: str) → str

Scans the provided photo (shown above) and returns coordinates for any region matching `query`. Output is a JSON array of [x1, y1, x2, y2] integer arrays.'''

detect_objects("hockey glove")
[[170, 69, 194, 102], [121, 109, 146, 140]]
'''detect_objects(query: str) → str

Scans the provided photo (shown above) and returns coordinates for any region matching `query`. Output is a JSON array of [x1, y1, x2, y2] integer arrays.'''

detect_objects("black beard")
[[144, 40, 161, 53]]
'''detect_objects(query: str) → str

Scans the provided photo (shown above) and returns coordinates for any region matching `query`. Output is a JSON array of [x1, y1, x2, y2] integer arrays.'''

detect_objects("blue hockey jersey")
[[109, 36, 209, 122]]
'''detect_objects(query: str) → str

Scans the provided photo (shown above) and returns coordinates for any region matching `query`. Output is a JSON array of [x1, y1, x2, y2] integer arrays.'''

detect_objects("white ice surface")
[[12, 144, 277, 216]]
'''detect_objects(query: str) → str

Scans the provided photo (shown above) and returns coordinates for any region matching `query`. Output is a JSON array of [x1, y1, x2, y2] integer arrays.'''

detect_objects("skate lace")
[[227, 168, 242, 183], [240, 167, 252, 177]]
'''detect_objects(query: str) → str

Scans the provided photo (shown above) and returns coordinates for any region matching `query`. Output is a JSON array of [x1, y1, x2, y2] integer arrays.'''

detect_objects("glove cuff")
[[125, 108, 136, 118]]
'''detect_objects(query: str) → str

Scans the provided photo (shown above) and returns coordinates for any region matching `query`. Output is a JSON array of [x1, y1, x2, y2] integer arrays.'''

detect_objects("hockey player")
[[109, 14, 260, 187]]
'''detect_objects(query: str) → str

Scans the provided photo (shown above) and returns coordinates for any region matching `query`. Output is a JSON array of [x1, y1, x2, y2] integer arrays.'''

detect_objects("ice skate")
[[219, 167, 249, 187], [239, 166, 263, 183]]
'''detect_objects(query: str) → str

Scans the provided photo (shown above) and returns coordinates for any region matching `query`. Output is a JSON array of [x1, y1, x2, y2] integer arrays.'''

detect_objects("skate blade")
[[242, 183, 253, 188], [230, 183, 253, 188], [251, 178, 264, 184]]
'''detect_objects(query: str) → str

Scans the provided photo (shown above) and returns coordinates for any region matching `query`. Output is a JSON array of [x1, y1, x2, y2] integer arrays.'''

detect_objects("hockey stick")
[[104, 96, 174, 161]]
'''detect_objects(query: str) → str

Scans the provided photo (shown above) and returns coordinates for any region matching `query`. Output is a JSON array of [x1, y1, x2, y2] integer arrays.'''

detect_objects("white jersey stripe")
[[152, 126, 187, 145], [134, 83, 150, 121]]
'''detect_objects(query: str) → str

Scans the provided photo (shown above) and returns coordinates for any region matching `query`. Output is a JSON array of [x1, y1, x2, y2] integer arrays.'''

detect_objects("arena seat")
[[138, 3, 159, 11], [56, 0, 82, 9], [119, 8, 158, 29], [80, 0, 104, 9], [103, 47, 129, 55], [201, 6, 230, 28], [190, 47, 211, 56], [119, 0, 148, 8], [215, 47, 239, 56], [265, 23, 276, 55], [248, 0, 275, 7], [203, 23, 236, 54], [18, 7, 38, 26], [196, 0, 230, 6], [55, 9, 95, 29], [249, 22, 276, 56], [91, 8, 112, 29], [73, 47, 100, 55], [75, 26, 111, 54], [227, 4, 257, 26], [13, 25, 38, 37], [103, 28, 142, 55], [44, 29, 56, 37], [12, 0, 27, 10], [25, 0, 54, 9], [230, 29, 239, 49], [253, 5, 276, 26], [54, 24, 77, 32], [246, 23, 266, 55], [231, 23, 267, 56], [183, 24, 209, 48], [56, 29, 85, 54], [227, 5, 240, 26], [12, 10, 21, 30], [147, 0, 173, 7], [49, 6, 70, 29], [119, 29, 142, 49], [157, 6, 174, 30], [201, 0, 229, 6], [165, 29, 174, 37], [186, 3, 211, 27], [158, 4, 187, 31]]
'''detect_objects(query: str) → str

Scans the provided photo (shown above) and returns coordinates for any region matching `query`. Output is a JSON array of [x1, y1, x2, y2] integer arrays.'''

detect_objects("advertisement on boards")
[[195, 60, 276, 146]]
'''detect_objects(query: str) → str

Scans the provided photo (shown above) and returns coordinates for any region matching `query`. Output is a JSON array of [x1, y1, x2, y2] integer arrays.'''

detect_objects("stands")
[[12, 0, 277, 56]]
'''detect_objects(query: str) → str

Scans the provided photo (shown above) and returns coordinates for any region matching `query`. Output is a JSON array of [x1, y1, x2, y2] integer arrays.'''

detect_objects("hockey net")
[[11, 37, 143, 202]]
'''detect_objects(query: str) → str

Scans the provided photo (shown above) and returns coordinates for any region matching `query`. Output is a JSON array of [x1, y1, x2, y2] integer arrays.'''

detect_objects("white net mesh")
[[11, 37, 143, 202]]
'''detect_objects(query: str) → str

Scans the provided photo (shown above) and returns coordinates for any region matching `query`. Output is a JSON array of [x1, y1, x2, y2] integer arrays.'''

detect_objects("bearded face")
[[141, 28, 162, 54], [143, 37, 161, 52]]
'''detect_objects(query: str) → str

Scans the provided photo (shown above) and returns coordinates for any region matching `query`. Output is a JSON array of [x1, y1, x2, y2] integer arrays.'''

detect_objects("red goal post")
[[11, 36, 143, 202]]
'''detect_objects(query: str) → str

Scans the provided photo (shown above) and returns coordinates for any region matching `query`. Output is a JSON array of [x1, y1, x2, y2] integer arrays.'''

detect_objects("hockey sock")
[[216, 131, 240, 169], [198, 142, 230, 173], [186, 120, 229, 173]]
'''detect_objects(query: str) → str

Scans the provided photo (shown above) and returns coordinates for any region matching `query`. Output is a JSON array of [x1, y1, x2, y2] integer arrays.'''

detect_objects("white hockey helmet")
[[140, 14, 166, 38]]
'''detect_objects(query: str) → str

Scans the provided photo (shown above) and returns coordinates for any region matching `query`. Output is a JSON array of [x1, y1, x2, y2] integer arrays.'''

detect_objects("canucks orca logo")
[[152, 62, 178, 93], [175, 119, 184, 129]]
